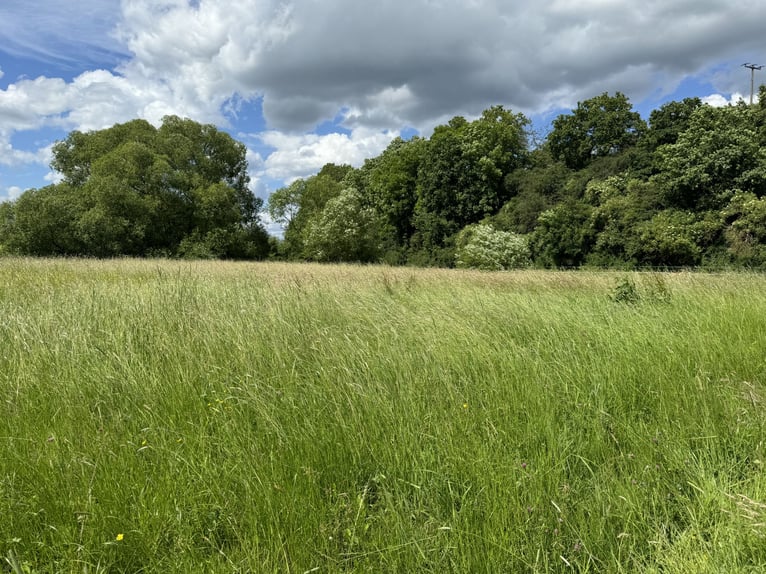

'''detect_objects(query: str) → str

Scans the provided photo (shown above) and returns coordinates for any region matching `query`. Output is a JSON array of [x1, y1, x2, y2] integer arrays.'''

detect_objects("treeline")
[[3, 89, 766, 268], [270, 88, 766, 269], [0, 116, 270, 259]]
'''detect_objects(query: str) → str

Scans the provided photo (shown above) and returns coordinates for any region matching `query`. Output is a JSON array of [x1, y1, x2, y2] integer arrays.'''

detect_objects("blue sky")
[[1, 0, 763, 207]]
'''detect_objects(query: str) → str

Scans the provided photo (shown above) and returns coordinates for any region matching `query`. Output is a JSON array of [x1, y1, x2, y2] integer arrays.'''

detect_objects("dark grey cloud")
[[202, 0, 764, 130]]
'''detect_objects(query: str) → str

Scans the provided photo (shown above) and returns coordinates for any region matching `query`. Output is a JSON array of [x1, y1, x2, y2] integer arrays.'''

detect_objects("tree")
[[548, 92, 646, 170], [268, 179, 305, 228], [656, 103, 766, 210], [355, 136, 426, 256], [2, 116, 268, 259], [51, 119, 158, 187], [644, 98, 703, 150], [529, 200, 595, 268], [75, 140, 169, 256], [269, 163, 354, 259], [722, 191, 766, 266], [412, 106, 530, 261], [627, 210, 710, 267], [157, 116, 259, 229], [302, 188, 382, 263], [494, 149, 569, 233], [0, 184, 83, 255], [586, 177, 663, 267]]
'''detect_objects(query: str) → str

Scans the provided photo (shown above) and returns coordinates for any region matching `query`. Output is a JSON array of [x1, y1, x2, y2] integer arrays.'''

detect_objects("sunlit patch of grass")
[[1, 258, 765, 572]]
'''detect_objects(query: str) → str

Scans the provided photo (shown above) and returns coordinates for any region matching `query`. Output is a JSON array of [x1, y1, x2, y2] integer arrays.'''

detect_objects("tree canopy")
[[547, 92, 646, 170], [1, 117, 269, 259]]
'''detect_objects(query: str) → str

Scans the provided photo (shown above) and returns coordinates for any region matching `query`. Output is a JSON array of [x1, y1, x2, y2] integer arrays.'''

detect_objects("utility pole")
[[742, 63, 764, 105]]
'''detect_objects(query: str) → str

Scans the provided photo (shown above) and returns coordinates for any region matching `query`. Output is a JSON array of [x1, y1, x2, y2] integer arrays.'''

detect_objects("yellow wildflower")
[[116, 533, 124, 541]]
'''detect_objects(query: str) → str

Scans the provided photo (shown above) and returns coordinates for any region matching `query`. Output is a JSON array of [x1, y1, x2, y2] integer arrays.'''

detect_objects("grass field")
[[1, 258, 765, 573]]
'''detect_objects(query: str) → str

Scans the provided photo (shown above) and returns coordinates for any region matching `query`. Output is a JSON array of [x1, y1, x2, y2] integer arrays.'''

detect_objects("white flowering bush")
[[455, 224, 531, 270]]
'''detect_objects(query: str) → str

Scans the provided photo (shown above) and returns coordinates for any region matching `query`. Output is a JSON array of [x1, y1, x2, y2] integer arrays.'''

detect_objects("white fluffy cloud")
[[0, 68, 226, 135], [702, 92, 747, 107], [1, 0, 766, 191], [260, 127, 397, 182], [0, 131, 49, 167]]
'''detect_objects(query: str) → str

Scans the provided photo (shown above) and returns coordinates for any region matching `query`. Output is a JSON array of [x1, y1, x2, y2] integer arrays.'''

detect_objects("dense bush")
[[455, 224, 531, 270]]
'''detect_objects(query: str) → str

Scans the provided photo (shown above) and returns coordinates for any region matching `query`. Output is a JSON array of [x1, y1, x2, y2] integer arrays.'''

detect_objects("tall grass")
[[1, 259, 765, 572]]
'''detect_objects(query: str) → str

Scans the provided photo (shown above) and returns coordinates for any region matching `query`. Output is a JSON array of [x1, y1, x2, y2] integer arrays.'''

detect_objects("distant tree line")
[[269, 87, 766, 269], [3, 88, 766, 268]]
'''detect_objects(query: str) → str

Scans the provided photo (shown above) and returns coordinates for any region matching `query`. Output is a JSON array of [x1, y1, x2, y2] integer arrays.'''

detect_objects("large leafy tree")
[[548, 92, 646, 170], [51, 119, 158, 187], [644, 97, 703, 151], [656, 103, 766, 210], [267, 163, 354, 259], [1, 184, 83, 256], [354, 136, 426, 257], [1, 117, 268, 258], [268, 179, 305, 229], [412, 106, 530, 261]]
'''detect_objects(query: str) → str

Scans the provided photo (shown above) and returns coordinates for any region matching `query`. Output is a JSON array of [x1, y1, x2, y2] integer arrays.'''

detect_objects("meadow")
[[1, 258, 765, 573]]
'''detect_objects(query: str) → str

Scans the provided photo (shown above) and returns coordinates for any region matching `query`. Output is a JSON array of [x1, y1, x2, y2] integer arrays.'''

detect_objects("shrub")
[[455, 224, 531, 270], [611, 276, 640, 303]]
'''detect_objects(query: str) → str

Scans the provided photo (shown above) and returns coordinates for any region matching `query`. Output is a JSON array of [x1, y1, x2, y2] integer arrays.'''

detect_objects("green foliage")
[[1, 117, 267, 259], [232, 89, 766, 270], [51, 119, 158, 187], [412, 106, 529, 258], [628, 210, 710, 267], [586, 178, 664, 267], [158, 116, 258, 226], [1, 184, 83, 255], [270, 164, 353, 259], [642, 272, 673, 303], [493, 149, 569, 234], [548, 92, 646, 170], [611, 275, 640, 303], [656, 103, 766, 210], [455, 224, 531, 270], [633, 97, 704, 177], [355, 136, 426, 250], [302, 188, 383, 262], [722, 191, 766, 266], [530, 200, 595, 267], [177, 226, 270, 260], [611, 274, 673, 304], [644, 98, 704, 152], [267, 178, 304, 227]]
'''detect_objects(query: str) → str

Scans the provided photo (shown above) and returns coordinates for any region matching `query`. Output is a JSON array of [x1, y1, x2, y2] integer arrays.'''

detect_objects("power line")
[[742, 63, 764, 105]]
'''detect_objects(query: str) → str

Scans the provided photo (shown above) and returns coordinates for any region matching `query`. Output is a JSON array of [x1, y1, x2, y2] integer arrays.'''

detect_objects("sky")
[[0, 0, 764, 207]]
